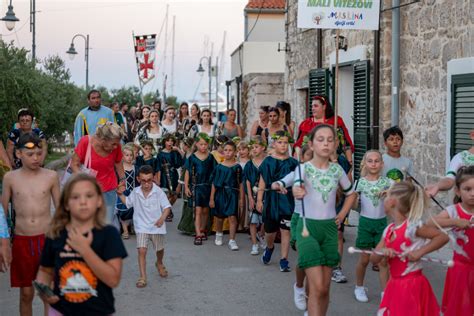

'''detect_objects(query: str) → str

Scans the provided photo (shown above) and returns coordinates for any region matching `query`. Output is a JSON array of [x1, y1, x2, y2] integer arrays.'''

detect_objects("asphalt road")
[[0, 199, 449, 315]]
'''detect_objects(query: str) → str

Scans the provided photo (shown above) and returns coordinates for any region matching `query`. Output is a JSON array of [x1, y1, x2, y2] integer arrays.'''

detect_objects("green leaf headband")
[[249, 139, 267, 147], [195, 132, 212, 144], [302, 135, 310, 148], [232, 136, 241, 145], [271, 131, 294, 144]]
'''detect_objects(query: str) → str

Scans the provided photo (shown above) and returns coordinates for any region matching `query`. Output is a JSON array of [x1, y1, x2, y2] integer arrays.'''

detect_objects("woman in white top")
[[190, 109, 215, 138], [161, 106, 178, 134], [135, 110, 166, 152]]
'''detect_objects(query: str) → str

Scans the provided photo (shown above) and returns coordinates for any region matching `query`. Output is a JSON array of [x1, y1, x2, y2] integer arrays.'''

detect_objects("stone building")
[[228, 0, 287, 133], [284, 0, 474, 183]]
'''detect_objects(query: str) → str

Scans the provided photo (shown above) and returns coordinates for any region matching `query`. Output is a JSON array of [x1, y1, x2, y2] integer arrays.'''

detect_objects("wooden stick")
[[347, 246, 454, 267], [334, 29, 340, 130]]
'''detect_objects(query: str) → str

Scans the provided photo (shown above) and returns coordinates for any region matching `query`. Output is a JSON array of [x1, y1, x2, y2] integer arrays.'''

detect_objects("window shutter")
[[353, 60, 371, 180], [308, 68, 330, 116], [451, 74, 474, 158]]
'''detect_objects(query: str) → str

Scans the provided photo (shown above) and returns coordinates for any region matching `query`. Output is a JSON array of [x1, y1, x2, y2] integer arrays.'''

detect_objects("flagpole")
[[334, 29, 340, 130], [132, 31, 146, 105]]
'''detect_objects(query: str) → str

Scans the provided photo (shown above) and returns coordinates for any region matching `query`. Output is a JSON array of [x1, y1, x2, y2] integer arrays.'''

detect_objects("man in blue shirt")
[[73, 90, 115, 145]]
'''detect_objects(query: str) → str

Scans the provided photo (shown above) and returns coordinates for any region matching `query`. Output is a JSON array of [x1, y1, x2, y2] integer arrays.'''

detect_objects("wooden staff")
[[163, 159, 177, 205], [192, 164, 197, 221], [347, 246, 454, 267]]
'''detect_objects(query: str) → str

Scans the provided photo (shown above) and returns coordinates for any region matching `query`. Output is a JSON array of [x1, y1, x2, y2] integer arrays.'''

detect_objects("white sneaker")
[[215, 232, 223, 246], [354, 286, 369, 303], [293, 283, 307, 311], [228, 239, 239, 251], [250, 244, 259, 255]]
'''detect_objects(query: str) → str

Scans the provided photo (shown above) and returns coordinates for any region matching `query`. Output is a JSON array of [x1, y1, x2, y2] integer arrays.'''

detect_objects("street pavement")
[[0, 199, 449, 315]]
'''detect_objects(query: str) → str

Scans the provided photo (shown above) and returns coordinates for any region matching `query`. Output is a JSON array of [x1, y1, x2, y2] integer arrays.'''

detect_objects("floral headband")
[[195, 132, 212, 144], [249, 139, 267, 147], [301, 135, 310, 148], [271, 131, 294, 143]]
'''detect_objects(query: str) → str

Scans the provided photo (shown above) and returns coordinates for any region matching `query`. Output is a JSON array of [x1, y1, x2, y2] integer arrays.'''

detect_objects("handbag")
[[61, 136, 98, 187]]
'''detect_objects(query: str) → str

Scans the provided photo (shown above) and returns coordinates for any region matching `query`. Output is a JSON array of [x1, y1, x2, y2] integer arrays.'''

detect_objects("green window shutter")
[[308, 68, 330, 116], [451, 74, 474, 158], [353, 60, 371, 180]]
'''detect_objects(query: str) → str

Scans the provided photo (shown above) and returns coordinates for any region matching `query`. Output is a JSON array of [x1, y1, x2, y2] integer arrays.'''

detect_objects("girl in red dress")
[[430, 166, 474, 316], [371, 181, 448, 316]]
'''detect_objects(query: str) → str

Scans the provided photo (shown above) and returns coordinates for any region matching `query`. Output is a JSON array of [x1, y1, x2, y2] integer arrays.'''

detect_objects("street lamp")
[[1, 0, 38, 60], [196, 56, 212, 115], [67, 34, 90, 90], [1, 0, 19, 32]]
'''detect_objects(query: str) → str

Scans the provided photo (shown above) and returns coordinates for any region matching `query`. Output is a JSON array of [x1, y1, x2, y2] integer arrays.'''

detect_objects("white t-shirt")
[[355, 176, 393, 219], [125, 184, 171, 234], [278, 171, 302, 215], [292, 162, 353, 220], [382, 153, 414, 182], [162, 120, 177, 134], [447, 150, 474, 179]]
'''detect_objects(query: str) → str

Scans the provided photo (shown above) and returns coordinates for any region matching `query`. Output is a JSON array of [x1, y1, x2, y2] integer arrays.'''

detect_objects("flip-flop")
[[156, 263, 169, 278], [136, 278, 147, 288]]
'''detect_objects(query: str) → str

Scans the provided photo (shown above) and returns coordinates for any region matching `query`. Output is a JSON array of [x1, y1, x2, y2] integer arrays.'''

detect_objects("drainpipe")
[[391, 0, 400, 126], [373, 29, 380, 149], [236, 75, 242, 124], [317, 29, 323, 68]]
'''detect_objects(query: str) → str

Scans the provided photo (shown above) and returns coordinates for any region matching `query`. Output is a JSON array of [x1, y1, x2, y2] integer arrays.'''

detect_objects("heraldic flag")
[[134, 34, 156, 85]]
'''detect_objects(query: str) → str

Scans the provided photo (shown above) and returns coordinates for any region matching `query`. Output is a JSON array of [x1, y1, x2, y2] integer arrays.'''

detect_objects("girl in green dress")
[[210, 140, 244, 251]]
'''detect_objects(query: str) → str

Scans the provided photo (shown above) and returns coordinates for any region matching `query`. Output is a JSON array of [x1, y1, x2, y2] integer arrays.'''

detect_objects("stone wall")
[[284, 0, 473, 182], [241, 73, 285, 135]]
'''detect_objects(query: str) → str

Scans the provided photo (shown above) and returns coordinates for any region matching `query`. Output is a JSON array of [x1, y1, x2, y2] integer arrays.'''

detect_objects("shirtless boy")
[[2, 133, 60, 316]]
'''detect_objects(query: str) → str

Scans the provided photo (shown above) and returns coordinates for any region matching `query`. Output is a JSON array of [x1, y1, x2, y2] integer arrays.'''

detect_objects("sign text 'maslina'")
[[297, 0, 380, 30]]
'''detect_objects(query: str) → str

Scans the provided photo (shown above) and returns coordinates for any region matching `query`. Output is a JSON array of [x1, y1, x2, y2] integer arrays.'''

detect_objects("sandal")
[[136, 278, 147, 288], [156, 262, 169, 278], [122, 232, 129, 240], [194, 236, 203, 245], [202, 230, 208, 241]]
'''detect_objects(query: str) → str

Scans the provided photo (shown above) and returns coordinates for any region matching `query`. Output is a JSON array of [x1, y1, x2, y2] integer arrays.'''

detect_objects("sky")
[[0, 0, 248, 101]]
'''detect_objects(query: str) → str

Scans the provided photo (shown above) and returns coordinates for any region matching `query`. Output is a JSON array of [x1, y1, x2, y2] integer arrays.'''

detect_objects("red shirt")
[[75, 136, 123, 192], [294, 116, 354, 153]]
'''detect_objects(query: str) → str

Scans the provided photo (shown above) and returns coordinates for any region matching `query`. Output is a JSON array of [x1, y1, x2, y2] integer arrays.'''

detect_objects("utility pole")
[[171, 15, 175, 97], [163, 4, 169, 103]]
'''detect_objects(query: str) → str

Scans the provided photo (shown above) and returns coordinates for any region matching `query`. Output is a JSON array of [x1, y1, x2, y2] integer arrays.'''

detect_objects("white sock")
[[294, 283, 304, 292]]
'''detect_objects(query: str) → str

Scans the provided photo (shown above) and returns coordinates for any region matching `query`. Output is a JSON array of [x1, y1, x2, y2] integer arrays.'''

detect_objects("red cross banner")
[[134, 34, 157, 85]]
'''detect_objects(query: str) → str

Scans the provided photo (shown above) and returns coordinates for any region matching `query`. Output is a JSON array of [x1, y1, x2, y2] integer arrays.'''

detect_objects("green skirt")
[[296, 217, 339, 269], [355, 216, 387, 249], [290, 212, 300, 250], [177, 201, 195, 235]]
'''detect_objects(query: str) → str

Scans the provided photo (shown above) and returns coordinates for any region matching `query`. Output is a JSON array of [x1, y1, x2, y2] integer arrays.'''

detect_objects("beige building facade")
[[284, 0, 474, 183]]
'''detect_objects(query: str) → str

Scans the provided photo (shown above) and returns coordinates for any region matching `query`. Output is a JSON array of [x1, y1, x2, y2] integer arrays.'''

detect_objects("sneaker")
[[228, 239, 239, 251], [279, 258, 291, 272], [261, 247, 274, 264], [354, 286, 369, 303], [331, 267, 348, 283], [293, 283, 307, 311], [215, 232, 223, 246], [250, 244, 259, 255]]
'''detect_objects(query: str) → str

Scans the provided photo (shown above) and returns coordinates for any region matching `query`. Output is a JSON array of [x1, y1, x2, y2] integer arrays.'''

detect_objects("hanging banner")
[[134, 34, 157, 85], [297, 0, 380, 30]]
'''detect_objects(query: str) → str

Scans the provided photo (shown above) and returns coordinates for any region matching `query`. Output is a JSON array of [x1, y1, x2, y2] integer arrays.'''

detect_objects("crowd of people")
[[0, 89, 473, 316]]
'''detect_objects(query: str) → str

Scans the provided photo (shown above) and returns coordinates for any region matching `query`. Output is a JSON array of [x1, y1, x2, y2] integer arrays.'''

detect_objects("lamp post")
[[196, 56, 212, 111], [1, 0, 37, 60], [1, 0, 19, 31], [67, 34, 90, 90]]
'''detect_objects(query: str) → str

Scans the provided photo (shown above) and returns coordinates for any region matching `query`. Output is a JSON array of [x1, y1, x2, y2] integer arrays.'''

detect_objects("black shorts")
[[264, 214, 292, 233]]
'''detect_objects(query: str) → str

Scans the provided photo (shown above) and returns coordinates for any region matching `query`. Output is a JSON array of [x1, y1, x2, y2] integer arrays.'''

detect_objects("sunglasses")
[[19, 141, 42, 149]]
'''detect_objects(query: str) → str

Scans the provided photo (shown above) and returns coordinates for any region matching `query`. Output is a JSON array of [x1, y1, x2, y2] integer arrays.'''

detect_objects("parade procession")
[[0, 0, 473, 315]]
